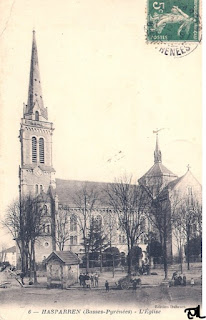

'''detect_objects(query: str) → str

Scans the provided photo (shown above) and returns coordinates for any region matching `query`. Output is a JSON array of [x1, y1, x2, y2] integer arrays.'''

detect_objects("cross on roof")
[[187, 164, 191, 171]]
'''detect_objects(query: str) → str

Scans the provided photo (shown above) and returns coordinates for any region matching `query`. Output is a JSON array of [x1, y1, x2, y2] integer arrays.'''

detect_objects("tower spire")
[[25, 31, 48, 120], [153, 130, 162, 163]]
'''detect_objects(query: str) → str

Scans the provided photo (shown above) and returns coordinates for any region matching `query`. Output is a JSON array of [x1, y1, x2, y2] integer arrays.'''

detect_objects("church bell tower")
[[19, 31, 56, 198]]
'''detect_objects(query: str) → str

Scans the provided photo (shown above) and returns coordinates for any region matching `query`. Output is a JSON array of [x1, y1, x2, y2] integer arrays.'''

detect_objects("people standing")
[[79, 273, 83, 286], [90, 272, 94, 287], [133, 279, 137, 292], [183, 275, 187, 286], [94, 273, 99, 287], [191, 278, 195, 287], [105, 280, 109, 292], [85, 273, 91, 288], [82, 273, 86, 288]]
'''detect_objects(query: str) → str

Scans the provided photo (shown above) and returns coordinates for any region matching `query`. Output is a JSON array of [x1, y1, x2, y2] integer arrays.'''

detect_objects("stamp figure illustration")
[[147, 0, 199, 42]]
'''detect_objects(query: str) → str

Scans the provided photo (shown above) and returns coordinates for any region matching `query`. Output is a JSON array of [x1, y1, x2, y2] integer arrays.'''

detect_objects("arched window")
[[43, 205, 48, 215], [39, 138, 44, 163], [70, 214, 77, 231], [35, 111, 39, 121], [32, 137, 37, 162], [119, 234, 126, 244], [188, 187, 193, 196], [70, 236, 77, 245]]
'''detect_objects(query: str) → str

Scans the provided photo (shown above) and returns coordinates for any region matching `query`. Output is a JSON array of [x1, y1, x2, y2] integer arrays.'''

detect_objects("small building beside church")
[[46, 251, 79, 289]]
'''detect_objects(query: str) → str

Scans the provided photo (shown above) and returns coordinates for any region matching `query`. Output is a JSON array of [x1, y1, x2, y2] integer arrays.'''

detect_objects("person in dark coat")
[[94, 273, 99, 287], [82, 273, 86, 288], [85, 273, 91, 288], [172, 271, 178, 280], [133, 279, 137, 291], [183, 275, 187, 286], [79, 273, 83, 286], [90, 273, 94, 287], [105, 280, 109, 292]]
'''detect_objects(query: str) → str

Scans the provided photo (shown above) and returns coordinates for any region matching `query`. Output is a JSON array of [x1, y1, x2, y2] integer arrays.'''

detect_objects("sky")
[[0, 0, 202, 246]]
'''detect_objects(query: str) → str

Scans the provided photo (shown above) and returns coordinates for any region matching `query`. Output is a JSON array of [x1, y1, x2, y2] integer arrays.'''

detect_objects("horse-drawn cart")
[[116, 275, 141, 290]]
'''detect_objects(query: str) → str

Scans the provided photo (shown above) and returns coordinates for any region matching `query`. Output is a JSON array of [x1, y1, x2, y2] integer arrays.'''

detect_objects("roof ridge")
[[56, 178, 110, 185], [168, 170, 201, 190]]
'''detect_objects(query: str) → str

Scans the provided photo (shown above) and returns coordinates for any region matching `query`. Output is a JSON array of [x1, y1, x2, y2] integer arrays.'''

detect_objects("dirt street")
[[0, 285, 201, 308]]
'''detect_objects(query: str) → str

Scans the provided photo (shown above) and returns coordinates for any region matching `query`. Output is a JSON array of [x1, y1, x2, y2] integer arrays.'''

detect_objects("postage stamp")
[[147, 0, 200, 42]]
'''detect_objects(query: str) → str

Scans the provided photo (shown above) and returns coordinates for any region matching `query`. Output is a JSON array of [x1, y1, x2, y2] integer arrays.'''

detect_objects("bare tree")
[[105, 175, 149, 275], [140, 177, 175, 280], [150, 194, 173, 279], [170, 194, 188, 273], [103, 209, 119, 276], [55, 208, 70, 251], [2, 200, 24, 269], [3, 195, 48, 283], [172, 220, 184, 273], [171, 194, 202, 270], [104, 209, 117, 248], [72, 182, 99, 272]]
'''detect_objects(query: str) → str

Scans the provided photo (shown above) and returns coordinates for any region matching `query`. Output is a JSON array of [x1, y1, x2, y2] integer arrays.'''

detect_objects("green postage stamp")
[[147, 0, 200, 42]]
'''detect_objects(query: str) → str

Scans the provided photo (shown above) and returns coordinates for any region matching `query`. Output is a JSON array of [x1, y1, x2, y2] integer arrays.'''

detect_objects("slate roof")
[[46, 251, 79, 265], [167, 175, 183, 189], [55, 178, 110, 206], [140, 162, 177, 179], [26, 31, 48, 119]]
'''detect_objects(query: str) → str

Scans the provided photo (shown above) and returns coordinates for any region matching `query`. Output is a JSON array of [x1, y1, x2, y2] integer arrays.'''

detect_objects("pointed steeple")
[[154, 133, 162, 163], [25, 31, 48, 120]]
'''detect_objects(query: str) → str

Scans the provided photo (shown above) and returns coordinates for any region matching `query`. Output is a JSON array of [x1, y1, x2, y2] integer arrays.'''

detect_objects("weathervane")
[[153, 128, 165, 134]]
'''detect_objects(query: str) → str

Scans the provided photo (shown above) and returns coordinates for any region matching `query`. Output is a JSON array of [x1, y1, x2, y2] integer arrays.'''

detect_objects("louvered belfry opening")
[[39, 137, 44, 163], [32, 137, 37, 162]]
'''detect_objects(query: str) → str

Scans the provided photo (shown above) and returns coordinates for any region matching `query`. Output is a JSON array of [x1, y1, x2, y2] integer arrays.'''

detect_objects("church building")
[[18, 32, 202, 265]]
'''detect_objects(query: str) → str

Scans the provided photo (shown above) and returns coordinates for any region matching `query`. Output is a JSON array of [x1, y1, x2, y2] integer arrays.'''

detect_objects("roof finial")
[[153, 128, 162, 164], [187, 164, 191, 171]]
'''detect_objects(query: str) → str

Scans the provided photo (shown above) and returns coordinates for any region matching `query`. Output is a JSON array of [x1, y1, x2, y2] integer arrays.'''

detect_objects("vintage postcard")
[[0, 1, 203, 320]]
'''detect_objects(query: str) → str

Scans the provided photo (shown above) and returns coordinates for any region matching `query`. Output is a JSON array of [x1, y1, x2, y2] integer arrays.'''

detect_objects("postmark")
[[153, 41, 199, 58], [147, 0, 200, 42]]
